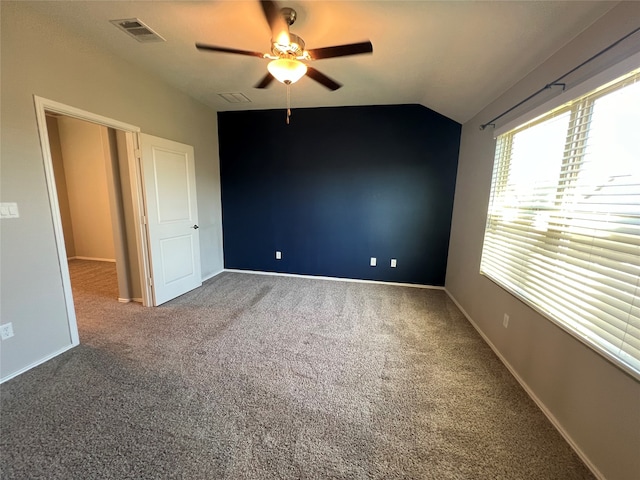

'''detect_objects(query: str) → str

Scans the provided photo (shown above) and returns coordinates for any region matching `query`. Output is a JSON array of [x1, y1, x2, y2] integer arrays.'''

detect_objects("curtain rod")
[[479, 27, 640, 131]]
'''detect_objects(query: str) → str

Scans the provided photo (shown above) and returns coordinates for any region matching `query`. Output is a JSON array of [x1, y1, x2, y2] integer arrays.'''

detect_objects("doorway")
[[35, 96, 203, 346], [45, 113, 142, 304], [34, 96, 152, 346]]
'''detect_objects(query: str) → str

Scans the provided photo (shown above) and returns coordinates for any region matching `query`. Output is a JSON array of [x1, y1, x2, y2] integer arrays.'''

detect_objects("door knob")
[[191, 224, 199, 229]]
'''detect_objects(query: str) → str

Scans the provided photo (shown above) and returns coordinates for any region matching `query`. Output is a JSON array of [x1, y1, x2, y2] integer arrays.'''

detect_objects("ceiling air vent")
[[218, 93, 252, 104], [110, 18, 165, 43]]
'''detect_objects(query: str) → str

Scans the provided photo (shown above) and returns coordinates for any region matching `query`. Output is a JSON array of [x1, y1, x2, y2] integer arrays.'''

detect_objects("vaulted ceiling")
[[21, 1, 618, 123]]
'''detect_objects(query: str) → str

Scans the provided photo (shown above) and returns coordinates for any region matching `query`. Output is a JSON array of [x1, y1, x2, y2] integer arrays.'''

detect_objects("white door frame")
[[33, 96, 154, 344]]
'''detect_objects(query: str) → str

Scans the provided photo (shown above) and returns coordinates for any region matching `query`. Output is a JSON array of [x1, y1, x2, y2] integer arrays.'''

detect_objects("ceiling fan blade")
[[260, 0, 290, 46], [307, 41, 373, 60], [195, 43, 265, 58], [306, 67, 342, 91], [254, 73, 275, 89]]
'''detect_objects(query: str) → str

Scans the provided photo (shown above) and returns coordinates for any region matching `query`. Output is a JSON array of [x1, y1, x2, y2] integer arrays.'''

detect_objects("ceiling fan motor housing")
[[280, 7, 297, 26], [272, 32, 305, 58]]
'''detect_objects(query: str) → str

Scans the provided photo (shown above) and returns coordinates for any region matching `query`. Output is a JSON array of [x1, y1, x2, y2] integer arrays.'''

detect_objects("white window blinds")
[[481, 68, 640, 378]]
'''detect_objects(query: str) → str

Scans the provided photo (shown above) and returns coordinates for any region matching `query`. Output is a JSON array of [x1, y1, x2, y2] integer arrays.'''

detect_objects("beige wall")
[[446, 3, 640, 480], [57, 117, 116, 261], [47, 115, 76, 257], [0, 2, 224, 379]]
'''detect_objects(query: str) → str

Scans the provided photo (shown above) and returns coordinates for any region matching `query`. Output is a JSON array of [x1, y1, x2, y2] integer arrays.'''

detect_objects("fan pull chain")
[[286, 83, 291, 125]]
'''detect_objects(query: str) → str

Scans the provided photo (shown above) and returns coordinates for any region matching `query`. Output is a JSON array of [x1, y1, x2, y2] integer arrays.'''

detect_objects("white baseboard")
[[118, 297, 143, 303], [223, 268, 444, 290], [202, 269, 224, 282], [444, 289, 605, 480], [0, 343, 76, 384], [68, 256, 116, 263]]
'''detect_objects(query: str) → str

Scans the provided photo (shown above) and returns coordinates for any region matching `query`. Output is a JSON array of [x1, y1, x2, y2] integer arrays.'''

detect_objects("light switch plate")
[[0, 203, 19, 219]]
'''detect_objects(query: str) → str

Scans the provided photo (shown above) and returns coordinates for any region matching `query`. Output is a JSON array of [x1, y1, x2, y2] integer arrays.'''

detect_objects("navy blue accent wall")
[[218, 104, 461, 285]]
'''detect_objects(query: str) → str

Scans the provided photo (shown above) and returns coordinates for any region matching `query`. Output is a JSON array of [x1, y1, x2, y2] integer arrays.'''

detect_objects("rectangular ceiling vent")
[[110, 18, 165, 43], [218, 93, 252, 104]]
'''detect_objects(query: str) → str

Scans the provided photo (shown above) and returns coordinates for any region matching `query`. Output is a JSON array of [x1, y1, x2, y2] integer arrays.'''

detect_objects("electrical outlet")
[[1, 322, 14, 340], [390, 258, 397, 268], [275, 251, 282, 260], [503, 314, 510, 328], [370, 257, 377, 267]]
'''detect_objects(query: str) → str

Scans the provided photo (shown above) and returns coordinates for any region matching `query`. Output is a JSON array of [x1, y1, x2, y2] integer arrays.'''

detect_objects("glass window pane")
[[576, 81, 640, 213], [508, 113, 570, 208]]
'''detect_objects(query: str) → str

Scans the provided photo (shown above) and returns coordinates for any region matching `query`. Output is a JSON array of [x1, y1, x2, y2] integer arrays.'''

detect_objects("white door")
[[140, 134, 201, 305]]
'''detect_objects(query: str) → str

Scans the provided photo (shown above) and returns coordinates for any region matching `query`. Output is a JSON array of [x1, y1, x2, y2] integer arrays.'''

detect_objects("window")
[[481, 68, 640, 378]]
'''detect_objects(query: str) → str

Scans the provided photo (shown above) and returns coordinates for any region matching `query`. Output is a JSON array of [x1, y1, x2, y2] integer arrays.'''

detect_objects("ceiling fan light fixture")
[[268, 58, 307, 85]]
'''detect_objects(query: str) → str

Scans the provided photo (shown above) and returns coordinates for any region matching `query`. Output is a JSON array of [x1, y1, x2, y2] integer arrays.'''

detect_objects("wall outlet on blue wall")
[[275, 251, 282, 260], [370, 257, 377, 267], [391, 259, 397, 268]]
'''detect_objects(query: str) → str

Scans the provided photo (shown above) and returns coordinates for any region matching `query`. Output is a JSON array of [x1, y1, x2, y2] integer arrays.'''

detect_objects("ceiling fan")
[[195, 0, 373, 92]]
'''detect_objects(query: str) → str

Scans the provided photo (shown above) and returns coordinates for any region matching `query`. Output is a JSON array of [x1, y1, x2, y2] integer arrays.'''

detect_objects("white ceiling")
[[22, 1, 618, 124]]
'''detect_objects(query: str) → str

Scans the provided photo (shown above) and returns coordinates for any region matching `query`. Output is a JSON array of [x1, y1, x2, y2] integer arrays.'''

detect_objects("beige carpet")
[[0, 259, 594, 479]]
